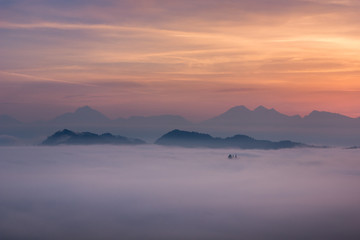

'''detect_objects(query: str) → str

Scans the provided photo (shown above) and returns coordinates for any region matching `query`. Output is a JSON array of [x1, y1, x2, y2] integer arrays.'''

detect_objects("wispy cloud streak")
[[1, 0, 360, 119]]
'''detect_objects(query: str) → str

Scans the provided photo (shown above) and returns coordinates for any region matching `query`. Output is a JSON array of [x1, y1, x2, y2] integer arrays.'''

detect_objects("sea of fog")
[[0, 145, 360, 240]]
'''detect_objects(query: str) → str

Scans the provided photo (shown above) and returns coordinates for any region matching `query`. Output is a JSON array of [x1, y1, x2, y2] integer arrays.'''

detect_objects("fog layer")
[[0, 146, 359, 240]]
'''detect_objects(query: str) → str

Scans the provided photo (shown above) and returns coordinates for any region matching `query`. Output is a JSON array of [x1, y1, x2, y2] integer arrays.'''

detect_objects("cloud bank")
[[0, 145, 360, 239]]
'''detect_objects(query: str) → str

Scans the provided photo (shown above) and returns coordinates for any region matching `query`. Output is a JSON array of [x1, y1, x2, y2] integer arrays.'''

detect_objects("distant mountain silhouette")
[[42, 129, 146, 145], [204, 105, 358, 126], [196, 105, 360, 145], [50, 106, 110, 125], [155, 129, 307, 149], [203, 105, 301, 126], [304, 110, 355, 123], [47, 106, 192, 137], [3, 105, 360, 145], [0, 115, 21, 125]]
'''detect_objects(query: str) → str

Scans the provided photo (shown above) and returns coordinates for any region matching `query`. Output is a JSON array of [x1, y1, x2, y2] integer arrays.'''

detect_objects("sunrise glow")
[[1, 0, 360, 120]]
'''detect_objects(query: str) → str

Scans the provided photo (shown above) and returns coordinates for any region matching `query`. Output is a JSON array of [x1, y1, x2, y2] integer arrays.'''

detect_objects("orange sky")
[[1, 0, 360, 121]]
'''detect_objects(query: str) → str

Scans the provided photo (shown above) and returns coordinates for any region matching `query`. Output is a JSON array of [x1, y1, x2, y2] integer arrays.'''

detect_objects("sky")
[[1, 0, 360, 121]]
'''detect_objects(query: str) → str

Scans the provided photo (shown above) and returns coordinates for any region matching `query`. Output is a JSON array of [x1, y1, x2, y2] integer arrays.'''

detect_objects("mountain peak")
[[163, 129, 213, 140], [253, 105, 280, 113], [205, 105, 251, 122], [51, 106, 110, 124], [75, 106, 96, 113], [56, 129, 76, 135], [219, 105, 251, 116], [42, 129, 145, 145], [204, 105, 296, 124], [228, 105, 250, 112], [254, 105, 269, 112], [156, 129, 307, 149], [305, 110, 352, 120], [308, 110, 320, 115]]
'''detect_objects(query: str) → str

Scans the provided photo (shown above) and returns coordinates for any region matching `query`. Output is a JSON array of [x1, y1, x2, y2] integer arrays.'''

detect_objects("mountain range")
[[203, 105, 301, 126], [1, 105, 360, 146], [155, 129, 308, 149], [3, 105, 358, 126], [42, 129, 145, 146], [41, 129, 309, 149]]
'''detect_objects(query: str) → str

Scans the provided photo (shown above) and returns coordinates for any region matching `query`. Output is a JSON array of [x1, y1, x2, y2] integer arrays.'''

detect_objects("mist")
[[1, 145, 360, 240]]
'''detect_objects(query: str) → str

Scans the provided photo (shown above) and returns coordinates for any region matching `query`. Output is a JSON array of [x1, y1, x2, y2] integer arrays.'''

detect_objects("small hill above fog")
[[155, 129, 307, 149], [42, 129, 145, 146]]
